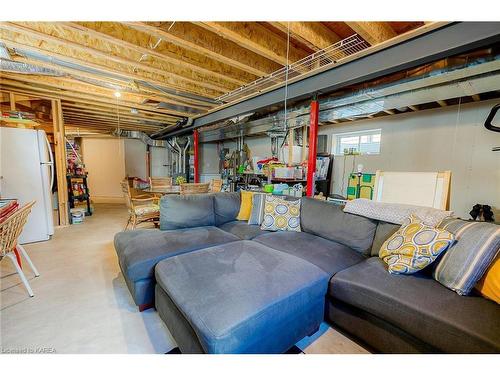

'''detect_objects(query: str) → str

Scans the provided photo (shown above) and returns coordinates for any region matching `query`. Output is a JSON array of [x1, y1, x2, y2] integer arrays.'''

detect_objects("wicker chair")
[[121, 181, 160, 230], [210, 179, 223, 193], [149, 176, 173, 189], [180, 182, 210, 195], [0, 201, 40, 297]]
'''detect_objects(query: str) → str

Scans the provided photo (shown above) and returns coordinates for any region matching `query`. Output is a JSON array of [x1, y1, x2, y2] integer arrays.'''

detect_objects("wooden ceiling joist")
[[0, 76, 187, 118], [1, 21, 428, 135], [0, 27, 223, 98], [270, 22, 342, 51], [345, 22, 397, 45], [197, 22, 308, 65], [125, 22, 282, 77], [1, 22, 237, 95], [61, 106, 174, 126], [65, 22, 254, 87]]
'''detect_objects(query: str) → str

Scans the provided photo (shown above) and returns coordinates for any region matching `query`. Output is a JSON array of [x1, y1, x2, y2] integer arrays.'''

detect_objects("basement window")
[[333, 129, 381, 155]]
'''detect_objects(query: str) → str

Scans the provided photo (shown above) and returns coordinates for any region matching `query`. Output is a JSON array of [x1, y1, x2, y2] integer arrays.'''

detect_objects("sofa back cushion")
[[160, 194, 215, 230], [300, 197, 377, 255], [370, 221, 401, 256], [214, 192, 240, 226]]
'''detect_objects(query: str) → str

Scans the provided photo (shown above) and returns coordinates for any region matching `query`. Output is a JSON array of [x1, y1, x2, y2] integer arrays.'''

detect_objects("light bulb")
[[114, 91, 121, 98]]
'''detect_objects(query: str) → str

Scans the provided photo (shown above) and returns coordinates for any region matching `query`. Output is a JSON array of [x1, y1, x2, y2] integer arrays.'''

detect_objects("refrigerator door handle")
[[43, 133, 55, 190]]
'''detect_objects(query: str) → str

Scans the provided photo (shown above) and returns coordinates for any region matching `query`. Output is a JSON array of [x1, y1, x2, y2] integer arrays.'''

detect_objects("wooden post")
[[306, 100, 319, 197], [9, 92, 16, 111], [51, 99, 69, 226]]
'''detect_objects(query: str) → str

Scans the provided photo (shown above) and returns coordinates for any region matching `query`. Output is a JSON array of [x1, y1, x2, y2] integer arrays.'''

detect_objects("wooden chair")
[[121, 181, 160, 230], [0, 201, 40, 297], [149, 176, 173, 189], [210, 178, 223, 193], [180, 182, 210, 195]]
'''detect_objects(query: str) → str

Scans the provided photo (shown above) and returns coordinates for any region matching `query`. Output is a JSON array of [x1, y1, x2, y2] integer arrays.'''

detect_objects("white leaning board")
[[373, 171, 451, 210]]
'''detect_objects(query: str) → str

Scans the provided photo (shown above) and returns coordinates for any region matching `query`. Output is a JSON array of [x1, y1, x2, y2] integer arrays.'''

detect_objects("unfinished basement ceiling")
[[0, 21, 425, 134]]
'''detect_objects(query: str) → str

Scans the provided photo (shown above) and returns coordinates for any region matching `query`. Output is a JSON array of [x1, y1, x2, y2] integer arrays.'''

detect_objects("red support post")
[[193, 129, 200, 183], [306, 100, 319, 197]]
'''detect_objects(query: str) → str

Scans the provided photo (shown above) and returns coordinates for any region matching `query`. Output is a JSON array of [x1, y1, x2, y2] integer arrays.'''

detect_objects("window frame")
[[332, 128, 382, 156]]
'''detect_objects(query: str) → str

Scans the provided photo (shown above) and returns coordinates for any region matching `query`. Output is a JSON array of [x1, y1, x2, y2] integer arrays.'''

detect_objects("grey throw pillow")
[[433, 218, 500, 295], [248, 193, 266, 225]]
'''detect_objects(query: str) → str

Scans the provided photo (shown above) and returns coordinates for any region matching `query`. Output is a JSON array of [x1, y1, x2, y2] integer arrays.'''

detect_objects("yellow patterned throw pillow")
[[260, 195, 301, 232], [379, 214, 455, 274]]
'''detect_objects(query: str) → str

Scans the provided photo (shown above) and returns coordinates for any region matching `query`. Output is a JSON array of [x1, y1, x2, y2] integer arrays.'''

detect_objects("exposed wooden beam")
[[0, 26, 223, 98], [437, 100, 448, 107], [66, 22, 253, 87], [62, 108, 168, 125], [62, 102, 176, 123], [61, 107, 172, 126], [1, 23, 229, 95], [383, 109, 396, 115], [270, 22, 341, 50], [408, 105, 420, 111], [345, 22, 397, 45], [9, 93, 16, 111], [0, 74, 187, 118], [197, 22, 308, 65], [52, 99, 69, 226], [1, 84, 180, 121], [124, 22, 281, 77], [61, 114, 165, 130]]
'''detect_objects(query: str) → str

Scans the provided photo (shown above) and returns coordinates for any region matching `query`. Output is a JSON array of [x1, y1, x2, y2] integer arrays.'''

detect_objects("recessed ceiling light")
[[131, 108, 139, 114], [114, 91, 121, 98]]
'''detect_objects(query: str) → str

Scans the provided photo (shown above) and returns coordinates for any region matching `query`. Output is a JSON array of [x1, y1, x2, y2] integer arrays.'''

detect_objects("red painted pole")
[[306, 100, 319, 197], [193, 129, 200, 183]]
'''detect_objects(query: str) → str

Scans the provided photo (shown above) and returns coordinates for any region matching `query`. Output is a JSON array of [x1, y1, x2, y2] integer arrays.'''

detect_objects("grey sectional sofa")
[[114, 192, 500, 354]]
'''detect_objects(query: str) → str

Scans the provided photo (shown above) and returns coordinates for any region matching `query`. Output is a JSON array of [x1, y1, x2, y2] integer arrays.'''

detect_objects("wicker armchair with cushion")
[[121, 181, 160, 230]]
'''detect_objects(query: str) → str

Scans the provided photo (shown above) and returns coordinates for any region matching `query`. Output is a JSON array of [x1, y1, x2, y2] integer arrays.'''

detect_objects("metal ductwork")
[[199, 55, 500, 142], [113, 130, 169, 148], [0, 59, 64, 76]]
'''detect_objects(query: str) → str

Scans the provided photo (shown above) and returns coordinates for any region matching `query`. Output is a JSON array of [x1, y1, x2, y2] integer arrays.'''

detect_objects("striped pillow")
[[248, 193, 266, 225], [433, 218, 500, 295]]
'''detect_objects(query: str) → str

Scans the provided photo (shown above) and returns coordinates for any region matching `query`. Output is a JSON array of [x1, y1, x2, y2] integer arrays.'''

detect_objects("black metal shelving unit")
[[67, 174, 92, 217]]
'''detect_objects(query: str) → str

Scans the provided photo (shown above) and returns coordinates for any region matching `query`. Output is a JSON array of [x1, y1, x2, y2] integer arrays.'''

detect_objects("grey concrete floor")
[[0, 203, 367, 354]]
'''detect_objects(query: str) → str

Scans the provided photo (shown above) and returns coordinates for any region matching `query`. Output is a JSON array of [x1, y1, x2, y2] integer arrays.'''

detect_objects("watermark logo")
[[1, 347, 57, 354]]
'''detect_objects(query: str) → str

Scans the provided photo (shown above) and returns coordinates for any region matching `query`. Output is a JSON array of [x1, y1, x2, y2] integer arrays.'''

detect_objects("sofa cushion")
[[371, 221, 400, 256], [155, 240, 329, 353], [214, 192, 240, 226], [115, 226, 239, 282], [254, 231, 365, 276], [434, 218, 500, 295], [300, 197, 377, 255], [330, 257, 500, 353], [218, 220, 267, 240], [160, 194, 215, 230]]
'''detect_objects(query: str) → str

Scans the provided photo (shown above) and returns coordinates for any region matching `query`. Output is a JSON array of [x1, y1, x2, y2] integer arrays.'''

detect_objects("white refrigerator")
[[0, 127, 55, 243]]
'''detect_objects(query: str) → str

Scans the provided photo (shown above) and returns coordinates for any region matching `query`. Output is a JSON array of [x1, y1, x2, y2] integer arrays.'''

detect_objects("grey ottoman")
[[155, 240, 329, 353], [114, 227, 239, 310]]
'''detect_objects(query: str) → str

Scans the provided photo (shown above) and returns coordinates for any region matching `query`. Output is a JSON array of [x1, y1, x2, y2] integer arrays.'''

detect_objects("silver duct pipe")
[[0, 59, 64, 76], [113, 130, 169, 148], [199, 57, 500, 142]]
